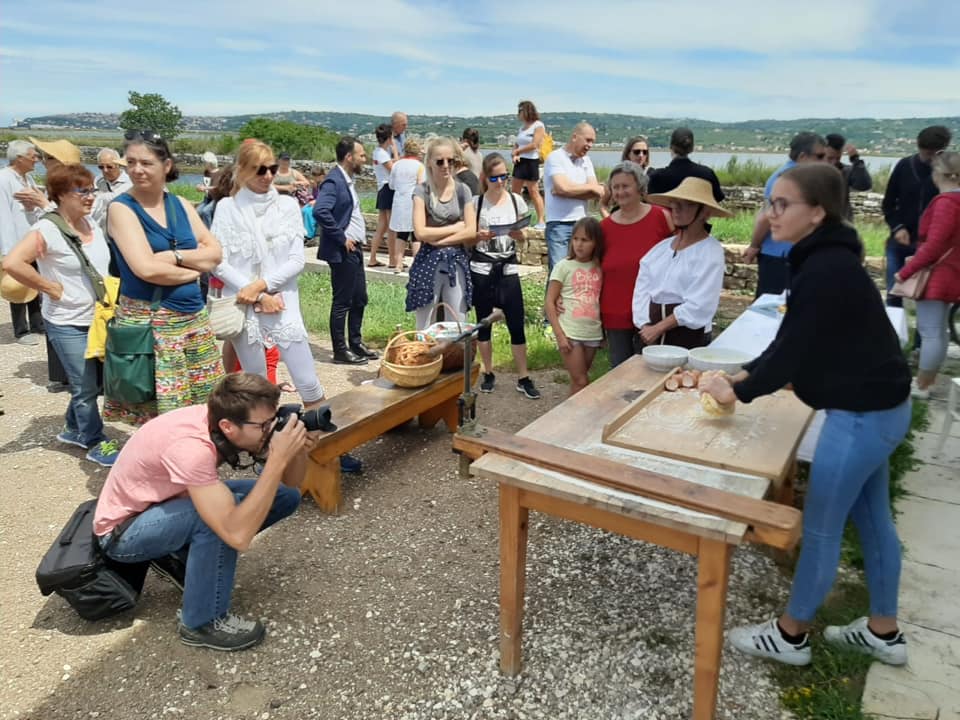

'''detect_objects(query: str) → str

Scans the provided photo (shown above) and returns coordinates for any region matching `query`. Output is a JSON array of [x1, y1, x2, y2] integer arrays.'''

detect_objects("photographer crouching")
[[93, 373, 325, 651]]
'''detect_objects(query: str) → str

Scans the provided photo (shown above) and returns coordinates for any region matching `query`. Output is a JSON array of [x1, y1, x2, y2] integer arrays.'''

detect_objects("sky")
[[2, 0, 959, 125]]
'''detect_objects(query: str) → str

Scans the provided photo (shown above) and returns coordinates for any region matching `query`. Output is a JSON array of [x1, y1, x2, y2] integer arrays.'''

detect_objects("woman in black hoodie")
[[702, 164, 912, 668]]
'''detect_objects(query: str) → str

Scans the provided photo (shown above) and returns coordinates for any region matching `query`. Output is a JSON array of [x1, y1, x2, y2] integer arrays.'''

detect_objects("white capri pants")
[[231, 336, 325, 403]]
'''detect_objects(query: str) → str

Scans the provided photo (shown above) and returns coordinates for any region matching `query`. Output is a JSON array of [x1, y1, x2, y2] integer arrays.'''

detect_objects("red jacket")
[[900, 192, 960, 302]]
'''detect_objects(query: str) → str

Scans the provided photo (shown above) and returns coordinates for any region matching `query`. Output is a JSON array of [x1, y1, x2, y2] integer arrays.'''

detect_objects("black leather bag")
[[35, 500, 146, 621]]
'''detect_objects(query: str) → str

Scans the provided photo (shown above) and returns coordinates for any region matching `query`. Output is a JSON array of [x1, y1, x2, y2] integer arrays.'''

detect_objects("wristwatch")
[[173, 250, 184, 266]]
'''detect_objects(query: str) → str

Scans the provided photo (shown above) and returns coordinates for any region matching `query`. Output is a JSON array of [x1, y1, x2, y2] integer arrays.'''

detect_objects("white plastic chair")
[[936, 377, 960, 458]]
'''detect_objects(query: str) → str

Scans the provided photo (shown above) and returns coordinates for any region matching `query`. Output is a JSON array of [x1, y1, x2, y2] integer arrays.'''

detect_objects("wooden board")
[[602, 371, 814, 482]]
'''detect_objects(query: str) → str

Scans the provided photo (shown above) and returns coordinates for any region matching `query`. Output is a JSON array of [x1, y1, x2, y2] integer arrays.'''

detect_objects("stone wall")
[[720, 185, 885, 220]]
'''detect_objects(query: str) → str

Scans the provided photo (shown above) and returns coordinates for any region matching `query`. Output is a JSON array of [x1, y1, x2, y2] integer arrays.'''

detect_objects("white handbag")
[[207, 294, 245, 340]]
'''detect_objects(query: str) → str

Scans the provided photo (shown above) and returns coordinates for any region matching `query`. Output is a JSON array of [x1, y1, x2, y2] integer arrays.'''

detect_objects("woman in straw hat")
[[631, 176, 730, 349]]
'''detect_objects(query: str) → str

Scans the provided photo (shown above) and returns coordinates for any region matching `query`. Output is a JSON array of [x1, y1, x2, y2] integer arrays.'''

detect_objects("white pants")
[[414, 266, 469, 330], [231, 337, 325, 403]]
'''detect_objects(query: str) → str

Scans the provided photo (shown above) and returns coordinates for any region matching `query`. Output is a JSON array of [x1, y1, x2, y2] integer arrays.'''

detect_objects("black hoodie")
[[734, 222, 910, 411]]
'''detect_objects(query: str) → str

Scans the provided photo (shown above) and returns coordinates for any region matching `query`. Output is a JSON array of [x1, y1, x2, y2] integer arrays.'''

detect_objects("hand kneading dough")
[[700, 391, 735, 417]]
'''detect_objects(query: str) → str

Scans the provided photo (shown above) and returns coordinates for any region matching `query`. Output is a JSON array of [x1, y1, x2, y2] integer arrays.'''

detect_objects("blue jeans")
[[787, 399, 911, 622], [545, 221, 575, 276], [101, 480, 301, 629], [885, 242, 915, 308], [45, 321, 104, 448], [915, 300, 950, 374]]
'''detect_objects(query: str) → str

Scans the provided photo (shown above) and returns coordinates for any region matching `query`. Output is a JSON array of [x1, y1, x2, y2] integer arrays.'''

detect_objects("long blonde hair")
[[232, 140, 275, 195], [424, 136, 459, 216]]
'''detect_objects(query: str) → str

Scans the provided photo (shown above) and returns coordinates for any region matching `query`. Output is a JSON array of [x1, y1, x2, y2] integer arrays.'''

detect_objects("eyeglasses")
[[124, 129, 163, 144], [434, 158, 455, 167], [488, 174, 509, 183], [764, 197, 811, 217], [238, 417, 275, 434], [256, 164, 280, 176], [71, 187, 98, 197], [630, 149, 649, 157], [98, 164, 118, 170]]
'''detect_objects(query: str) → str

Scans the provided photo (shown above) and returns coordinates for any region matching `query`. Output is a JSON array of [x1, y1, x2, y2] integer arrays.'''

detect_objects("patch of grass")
[[167, 182, 205, 203], [714, 156, 778, 187], [360, 197, 377, 213], [709, 211, 887, 258]]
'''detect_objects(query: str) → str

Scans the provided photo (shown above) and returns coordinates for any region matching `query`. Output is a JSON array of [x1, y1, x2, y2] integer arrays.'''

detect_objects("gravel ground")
[[0, 302, 794, 720]]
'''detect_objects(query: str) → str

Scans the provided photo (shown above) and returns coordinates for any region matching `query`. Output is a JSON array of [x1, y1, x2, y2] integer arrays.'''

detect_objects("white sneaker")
[[16, 333, 40, 346], [728, 617, 812, 666], [910, 379, 930, 400], [824, 617, 907, 666]]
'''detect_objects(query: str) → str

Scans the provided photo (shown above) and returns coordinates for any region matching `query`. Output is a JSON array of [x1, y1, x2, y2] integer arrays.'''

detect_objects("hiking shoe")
[[56, 427, 87, 449], [340, 453, 362, 473], [728, 618, 811, 666], [179, 612, 265, 652], [480, 372, 496, 393], [86, 440, 120, 467], [824, 617, 907, 666], [150, 554, 187, 593], [516, 376, 541, 399]]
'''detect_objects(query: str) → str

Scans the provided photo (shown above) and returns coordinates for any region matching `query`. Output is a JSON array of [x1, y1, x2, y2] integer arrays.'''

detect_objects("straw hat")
[[0, 271, 39, 304], [27, 137, 82, 164], [646, 177, 732, 218]]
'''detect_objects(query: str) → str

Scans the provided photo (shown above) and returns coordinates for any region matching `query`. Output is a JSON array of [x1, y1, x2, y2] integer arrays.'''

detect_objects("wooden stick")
[[454, 427, 801, 550]]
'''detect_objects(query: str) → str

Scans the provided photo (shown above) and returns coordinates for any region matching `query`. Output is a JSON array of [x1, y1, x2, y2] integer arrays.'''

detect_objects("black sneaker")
[[150, 554, 187, 593], [179, 612, 266, 651], [480, 372, 496, 393], [516, 376, 541, 399]]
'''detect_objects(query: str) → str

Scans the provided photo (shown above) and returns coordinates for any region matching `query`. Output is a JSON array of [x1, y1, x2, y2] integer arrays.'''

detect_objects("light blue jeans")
[[915, 300, 951, 374], [45, 321, 104, 448], [545, 221, 575, 276], [787, 399, 912, 622], [100, 480, 301, 629]]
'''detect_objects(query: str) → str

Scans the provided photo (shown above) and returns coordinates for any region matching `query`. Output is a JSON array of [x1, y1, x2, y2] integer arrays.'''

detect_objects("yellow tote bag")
[[85, 276, 121, 360]]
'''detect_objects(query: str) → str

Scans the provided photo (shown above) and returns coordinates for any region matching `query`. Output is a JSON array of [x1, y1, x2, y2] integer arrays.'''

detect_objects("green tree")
[[118, 92, 184, 141], [238, 118, 338, 161]]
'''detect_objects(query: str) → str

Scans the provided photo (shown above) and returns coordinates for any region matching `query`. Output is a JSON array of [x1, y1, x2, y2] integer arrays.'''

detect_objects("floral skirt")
[[104, 296, 224, 425]]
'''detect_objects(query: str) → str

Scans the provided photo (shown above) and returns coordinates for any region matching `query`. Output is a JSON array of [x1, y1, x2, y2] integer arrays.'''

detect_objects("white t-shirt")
[[470, 192, 529, 276], [0, 166, 41, 254], [516, 121, 545, 160], [33, 216, 111, 326], [372, 146, 392, 189], [543, 149, 596, 222]]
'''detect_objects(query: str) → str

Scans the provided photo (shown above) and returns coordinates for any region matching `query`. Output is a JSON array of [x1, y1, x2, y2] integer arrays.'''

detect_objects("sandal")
[[277, 381, 297, 393], [367, 260, 385, 267]]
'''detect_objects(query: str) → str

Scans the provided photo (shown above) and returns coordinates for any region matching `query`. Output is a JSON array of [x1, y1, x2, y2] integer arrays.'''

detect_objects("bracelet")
[[255, 292, 265, 303]]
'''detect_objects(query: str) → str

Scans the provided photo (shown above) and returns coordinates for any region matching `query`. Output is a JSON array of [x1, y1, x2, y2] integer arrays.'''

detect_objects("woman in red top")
[[896, 151, 960, 398], [599, 161, 674, 366]]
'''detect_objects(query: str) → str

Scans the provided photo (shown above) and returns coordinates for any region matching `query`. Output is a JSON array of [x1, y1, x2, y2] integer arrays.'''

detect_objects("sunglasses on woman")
[[124, 129, 163, 144], [488, 174, 509, 183], [434, 158, 455, 167], [631, 148, 649, 157], [257, 164, 280, 176], [71, 187, 98, 197]]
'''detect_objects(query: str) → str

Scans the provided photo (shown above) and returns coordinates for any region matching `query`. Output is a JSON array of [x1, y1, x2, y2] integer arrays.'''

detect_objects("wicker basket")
[[424, 302, 476, 372], [381, 331, 443, 388]]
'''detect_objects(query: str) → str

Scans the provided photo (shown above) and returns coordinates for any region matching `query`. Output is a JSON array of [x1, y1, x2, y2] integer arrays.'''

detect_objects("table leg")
[[693, 538, 732, 720], [418, 396, 459, 431], [499, 484, 529, 676], [777, 460, 797, 506], [302, 457, 342, 514]]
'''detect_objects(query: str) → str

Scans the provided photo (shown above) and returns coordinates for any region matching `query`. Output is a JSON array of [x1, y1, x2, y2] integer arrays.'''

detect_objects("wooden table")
[[458, 356, 812, 720], [302, 366, 477, 512]]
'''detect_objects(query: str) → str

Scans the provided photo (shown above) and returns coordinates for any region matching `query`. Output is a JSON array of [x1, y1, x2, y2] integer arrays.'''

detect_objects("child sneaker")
[[86, 440, 120, 467], [516, 376, 541, 399], [910, 379, 930, 400], [56, 427, 87, 449], [728, 617, 812, 666], [179, 612, 265, 652], [824, 617, 907, 666], [480, 372, 496, 393]]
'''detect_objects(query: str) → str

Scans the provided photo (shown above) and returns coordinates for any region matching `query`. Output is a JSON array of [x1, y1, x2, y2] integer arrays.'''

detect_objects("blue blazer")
[[313, 167, 358, 263]]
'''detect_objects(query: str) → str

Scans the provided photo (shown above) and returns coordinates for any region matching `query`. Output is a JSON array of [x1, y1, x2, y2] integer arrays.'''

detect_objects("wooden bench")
[[301, 366, 478, 513]]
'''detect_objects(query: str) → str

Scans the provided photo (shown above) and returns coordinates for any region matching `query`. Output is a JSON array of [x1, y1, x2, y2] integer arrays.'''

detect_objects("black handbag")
[[35, 500, 147, 621]]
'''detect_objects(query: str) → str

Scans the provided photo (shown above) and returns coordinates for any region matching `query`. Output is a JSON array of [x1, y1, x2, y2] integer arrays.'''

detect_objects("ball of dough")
[[700, 391, 735, 417]]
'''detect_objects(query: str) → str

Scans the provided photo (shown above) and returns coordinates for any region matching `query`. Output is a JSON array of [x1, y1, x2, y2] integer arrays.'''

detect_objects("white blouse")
[[632, 235, 725, 332], [210, 187, 307, 348]]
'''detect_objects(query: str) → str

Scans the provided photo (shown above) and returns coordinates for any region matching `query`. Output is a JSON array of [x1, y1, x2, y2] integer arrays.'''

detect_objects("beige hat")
[[0, 271, 39, 304], [646, 177, 732, 218], [28, 137, 82, 165]]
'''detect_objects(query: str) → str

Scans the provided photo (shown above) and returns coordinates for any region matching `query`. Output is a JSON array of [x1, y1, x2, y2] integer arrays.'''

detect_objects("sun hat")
[[1, 271, 39, 304], [27, 137, 82, 164], [646, 177, 732, 218]]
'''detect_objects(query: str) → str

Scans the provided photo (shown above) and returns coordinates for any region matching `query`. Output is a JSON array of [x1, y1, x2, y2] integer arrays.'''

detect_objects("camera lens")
[[300, 407, 336, 433]]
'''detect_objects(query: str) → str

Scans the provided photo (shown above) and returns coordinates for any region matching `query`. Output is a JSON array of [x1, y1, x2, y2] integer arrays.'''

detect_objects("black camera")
[[273, 403, 337, 433]]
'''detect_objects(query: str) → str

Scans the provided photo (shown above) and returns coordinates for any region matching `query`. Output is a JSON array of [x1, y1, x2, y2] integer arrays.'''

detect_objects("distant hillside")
[[13, 111, 959, 154]]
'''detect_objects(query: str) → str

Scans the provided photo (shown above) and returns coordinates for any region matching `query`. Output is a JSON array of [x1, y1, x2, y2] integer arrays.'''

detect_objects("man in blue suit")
[[314, 136, 379, 365]]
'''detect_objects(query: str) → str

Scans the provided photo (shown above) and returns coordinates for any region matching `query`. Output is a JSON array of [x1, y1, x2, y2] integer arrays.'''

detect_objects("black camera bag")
[[36, 499, 146, 621]]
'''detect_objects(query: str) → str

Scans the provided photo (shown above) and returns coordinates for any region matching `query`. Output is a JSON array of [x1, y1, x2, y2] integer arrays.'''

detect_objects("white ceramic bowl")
[[688, 347, 753, 374], [641, 344, 689, 372]]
